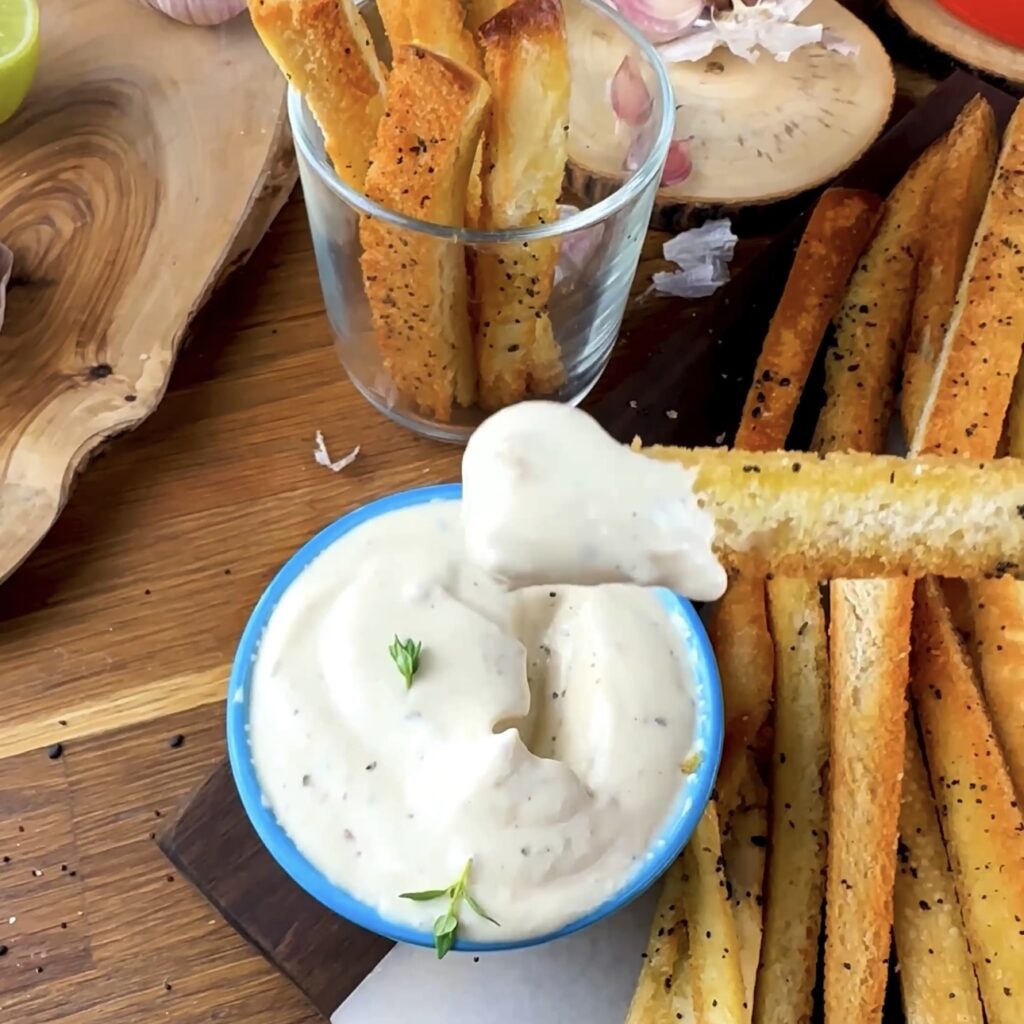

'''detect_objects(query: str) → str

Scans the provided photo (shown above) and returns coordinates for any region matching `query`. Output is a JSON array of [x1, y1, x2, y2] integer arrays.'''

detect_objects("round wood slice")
[[888, 0, 1024, 85], [566, 0, 894, 225], [0, 3, 296, 584]]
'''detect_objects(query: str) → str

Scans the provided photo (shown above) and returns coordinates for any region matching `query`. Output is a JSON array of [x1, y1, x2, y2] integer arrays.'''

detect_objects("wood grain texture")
[[0, 0, 296, 586], [0, 194, 463, 1024]]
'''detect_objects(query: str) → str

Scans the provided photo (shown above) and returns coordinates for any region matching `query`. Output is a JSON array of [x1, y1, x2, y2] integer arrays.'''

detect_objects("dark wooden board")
[[159, 71, 1019, 1019]]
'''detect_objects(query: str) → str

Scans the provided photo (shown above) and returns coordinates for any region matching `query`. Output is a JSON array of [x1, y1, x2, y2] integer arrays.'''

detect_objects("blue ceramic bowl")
[[226, 483, 724, 953]]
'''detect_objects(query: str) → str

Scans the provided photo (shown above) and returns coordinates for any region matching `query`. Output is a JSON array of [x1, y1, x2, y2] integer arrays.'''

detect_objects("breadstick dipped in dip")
[[461, 403, 1024, 589]]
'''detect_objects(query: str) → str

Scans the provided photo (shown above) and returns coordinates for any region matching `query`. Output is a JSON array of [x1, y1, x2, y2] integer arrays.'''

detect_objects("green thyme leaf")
[[464, 893, 500, 928], [399, 889, 448, 902], [388, 635, 423, 689], [434, 912, 458, 937], [434, 927, 456, 959], [397, 858, 496, 960]]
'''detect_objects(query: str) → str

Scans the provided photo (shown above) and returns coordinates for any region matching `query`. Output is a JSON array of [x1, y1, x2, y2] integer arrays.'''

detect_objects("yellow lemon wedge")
[[0, 0, 39, 125]]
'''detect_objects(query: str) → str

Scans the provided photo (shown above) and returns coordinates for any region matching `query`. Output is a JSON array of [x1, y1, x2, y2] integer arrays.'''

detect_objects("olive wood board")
[[159, 72, 1017, 1021], [0, 0, 297, 586]]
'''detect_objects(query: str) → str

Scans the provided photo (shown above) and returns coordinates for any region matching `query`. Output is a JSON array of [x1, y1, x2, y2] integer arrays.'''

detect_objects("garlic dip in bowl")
[[227, 481, 722, 953]]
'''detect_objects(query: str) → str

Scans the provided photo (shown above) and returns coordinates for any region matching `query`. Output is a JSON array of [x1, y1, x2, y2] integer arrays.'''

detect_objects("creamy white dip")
[[462, 401, 727, 602], [249, 501, 699, 941]]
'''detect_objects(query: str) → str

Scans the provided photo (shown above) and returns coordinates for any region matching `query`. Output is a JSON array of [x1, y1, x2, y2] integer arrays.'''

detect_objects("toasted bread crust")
[[376, 0, 480, 69], [734, 188, 882, 451], [625, 854, 693, 1024], [966, 578, 1024, 801], [707, 575, 773, 819], [894, 717, 985, 1024], [375, 0, 485, 224], [644, 446, 1024, 581], [474, 0, 570, 407], [901, 96, 999, 439], [721, 766, 768, 1018], [912, 101, 1024, 458], [248, 0, 385, 189], [824, 577, 913, 1024], [812, 144, 944, 455], [910, 578, 1024, 1024], [680, 805, 748, 1021], [360, 45, 490, 419], [757, 577, 829, 1024]]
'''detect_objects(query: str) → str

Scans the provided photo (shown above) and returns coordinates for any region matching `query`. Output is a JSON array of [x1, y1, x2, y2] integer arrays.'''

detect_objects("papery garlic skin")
[[140, 0, 247, 26]]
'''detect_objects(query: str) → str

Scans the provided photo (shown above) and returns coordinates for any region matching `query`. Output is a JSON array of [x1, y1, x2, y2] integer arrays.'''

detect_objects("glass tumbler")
[[290, 0, 674, 443]]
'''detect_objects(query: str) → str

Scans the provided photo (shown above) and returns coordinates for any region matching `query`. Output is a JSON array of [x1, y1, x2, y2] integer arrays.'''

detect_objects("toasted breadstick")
[[360, 45, 490, 420], [707, 576, 773, 819], [375, 0, 485, 226], [812, 143, 944, 455], [474, 0, 570, 407], [901, 96, 998, 438], [910, 578, 1024, 1024], [823, 577, 913, 1024], [964, 579, 1024, 801], [624, 855, 693, 1024], [721, 768, 768, 1019], [734, 188, 882, 451], [894, 717, 984, 1024], [756, 577, 829, 1024], [248, 0, 385, 190], [716, 190, 879, 816], [964, 356, 1024, 804], [644, 446, 1024, 581], [376, 0, 480, 69], [681, 804, 748, 1022], [911, 100, 1024, 457], [792, 162, 917, 1023]]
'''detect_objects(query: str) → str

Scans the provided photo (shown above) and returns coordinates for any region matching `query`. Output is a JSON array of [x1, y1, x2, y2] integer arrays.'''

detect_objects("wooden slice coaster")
[[888, 0, 1024, 86]]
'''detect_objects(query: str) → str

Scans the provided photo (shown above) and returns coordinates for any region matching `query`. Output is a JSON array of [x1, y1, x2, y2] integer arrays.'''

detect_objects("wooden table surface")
[[0, 190, 472, 1023]]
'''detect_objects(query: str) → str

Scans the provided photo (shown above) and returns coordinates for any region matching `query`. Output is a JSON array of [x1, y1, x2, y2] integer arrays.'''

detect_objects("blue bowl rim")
[[226, 483, 724, 953]]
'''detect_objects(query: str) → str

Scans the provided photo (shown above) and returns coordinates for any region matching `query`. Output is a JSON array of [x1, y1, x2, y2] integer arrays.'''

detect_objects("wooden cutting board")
[[0, 1, 296, 583]]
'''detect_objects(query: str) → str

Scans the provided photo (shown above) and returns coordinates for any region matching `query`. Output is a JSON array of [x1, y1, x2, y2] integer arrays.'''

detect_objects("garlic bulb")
[[140, 0, 247, 26]]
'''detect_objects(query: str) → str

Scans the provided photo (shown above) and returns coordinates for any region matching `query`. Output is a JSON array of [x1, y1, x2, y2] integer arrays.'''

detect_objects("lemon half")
[[0, 0, 39, 125]]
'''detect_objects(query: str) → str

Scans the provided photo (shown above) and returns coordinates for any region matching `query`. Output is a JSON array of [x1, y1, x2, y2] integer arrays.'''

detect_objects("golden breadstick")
[[376, 0, 480, 69], [812, 141, 944, 455], [360, 45, 490, 420], [248, 0, 385, 190], [734, 188, 882, 452], [901, 96, 998, 439], [375, 0, 485, 226], [910, 578, 1024, 1024], [823, 578, 913, 1024], [721, 768, 768, 1019], [679, 805, 748, 1022], [911, 100, 1024, 458], [474, 0, 569, 407], [893, 716, 984, 1023], [756, 577, 829, 1024], [645, 446, 1024, 582]]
